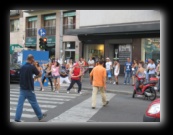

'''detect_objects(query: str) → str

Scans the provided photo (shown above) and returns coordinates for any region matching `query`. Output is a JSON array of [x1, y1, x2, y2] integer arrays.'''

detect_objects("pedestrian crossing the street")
[[48, 93, 116, 122], [10, 86, 89, 122]]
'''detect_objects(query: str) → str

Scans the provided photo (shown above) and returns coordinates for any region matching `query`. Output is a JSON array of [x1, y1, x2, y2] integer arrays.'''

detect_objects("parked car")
[[143, 98, 160, 122], [10, 64, 21, 83]]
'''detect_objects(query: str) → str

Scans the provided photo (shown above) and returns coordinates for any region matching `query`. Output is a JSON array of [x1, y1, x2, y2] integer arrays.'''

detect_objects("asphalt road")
[[10, 83, 155, 123]]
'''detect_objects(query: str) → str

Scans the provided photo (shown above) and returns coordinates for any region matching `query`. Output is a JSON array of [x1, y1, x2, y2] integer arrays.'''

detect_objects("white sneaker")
[[113, 82, 115, 84], [79, 92, 82, 94], [42, 89, 44, 91], [67, 91, 69, 94]]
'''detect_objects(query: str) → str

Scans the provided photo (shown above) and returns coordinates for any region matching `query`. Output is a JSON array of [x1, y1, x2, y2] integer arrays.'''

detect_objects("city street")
[[10, 83, 156, 122]]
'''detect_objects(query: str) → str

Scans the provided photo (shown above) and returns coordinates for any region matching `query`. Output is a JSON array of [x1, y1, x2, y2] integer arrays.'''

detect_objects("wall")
[[10, 15, 25, 47], [79, 10, 160, 27], [132, 38, 141, 61]]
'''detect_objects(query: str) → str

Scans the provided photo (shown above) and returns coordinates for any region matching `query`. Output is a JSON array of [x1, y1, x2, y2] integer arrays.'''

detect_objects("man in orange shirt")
[[90, 60, 109, 109]]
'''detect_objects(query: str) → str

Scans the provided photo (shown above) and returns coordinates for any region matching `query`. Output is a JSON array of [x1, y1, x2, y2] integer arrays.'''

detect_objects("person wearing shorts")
[[51, 61, 60, 93]]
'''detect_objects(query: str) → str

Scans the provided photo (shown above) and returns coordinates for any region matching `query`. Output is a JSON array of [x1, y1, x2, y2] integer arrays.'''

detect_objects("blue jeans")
[[145, 73, 149, 82], [124, 72, 131, 84], [15, 89, 43, 121], [106, 70, 112, 78]]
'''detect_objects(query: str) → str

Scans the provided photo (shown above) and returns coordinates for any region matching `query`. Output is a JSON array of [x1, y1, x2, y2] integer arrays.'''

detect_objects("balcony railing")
[[44, 26, 56, 36], [63, 24, 75, 34], [26, 28, 37, 37]]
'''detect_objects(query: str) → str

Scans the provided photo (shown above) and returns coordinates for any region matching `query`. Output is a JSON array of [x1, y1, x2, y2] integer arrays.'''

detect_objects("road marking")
[[10, 112, 36, 118], [10, 94, 74, 101], [48, 93, 116, 122], [10, 102, 58, 108], [10, 97, 62, 104], [10, 90, 79, 98], [10, 107, 47, 113]]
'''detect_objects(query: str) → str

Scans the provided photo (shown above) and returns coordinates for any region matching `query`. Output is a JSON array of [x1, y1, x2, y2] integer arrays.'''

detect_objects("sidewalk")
[[59, 74, 160, 97]]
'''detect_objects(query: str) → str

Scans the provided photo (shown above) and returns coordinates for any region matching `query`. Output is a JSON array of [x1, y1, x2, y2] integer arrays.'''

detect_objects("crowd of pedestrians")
[[33, 56, 160, 92], [14, 54, 160, 122]]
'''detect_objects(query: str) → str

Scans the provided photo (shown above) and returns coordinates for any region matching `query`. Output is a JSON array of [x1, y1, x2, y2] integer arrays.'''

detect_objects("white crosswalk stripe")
[[48, 93, 116, 122], [10, 86, 87, 122]]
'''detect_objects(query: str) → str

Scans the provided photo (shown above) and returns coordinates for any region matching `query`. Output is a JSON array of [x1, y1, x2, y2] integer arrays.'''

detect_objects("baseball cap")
[[106, 57, 110, 60]]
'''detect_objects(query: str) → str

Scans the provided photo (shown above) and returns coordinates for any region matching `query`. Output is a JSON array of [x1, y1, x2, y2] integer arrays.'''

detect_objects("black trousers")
[[89, 68, 93, 74], [67, 79, 82, 93], [42, 76, 53, 89]]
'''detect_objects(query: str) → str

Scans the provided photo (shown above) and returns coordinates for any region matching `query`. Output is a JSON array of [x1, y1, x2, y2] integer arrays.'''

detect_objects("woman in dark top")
[[42, 62, 53, 91]]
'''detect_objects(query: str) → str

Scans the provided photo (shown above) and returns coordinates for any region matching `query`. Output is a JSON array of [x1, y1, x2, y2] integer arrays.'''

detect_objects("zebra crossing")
[[10, 85, 89, 122]]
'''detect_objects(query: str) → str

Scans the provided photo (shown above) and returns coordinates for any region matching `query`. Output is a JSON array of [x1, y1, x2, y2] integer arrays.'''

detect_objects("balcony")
[[63, 24, 75, 34], [44, 26, 56, 36], [26, 28, 37, 37]]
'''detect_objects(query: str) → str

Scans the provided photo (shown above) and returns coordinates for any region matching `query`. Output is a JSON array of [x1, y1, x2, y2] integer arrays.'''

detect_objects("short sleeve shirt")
[[20, 62, 39, 90], [106, 61, 112, 70], [147, 63, 156, 74], [124, 62, 132, 72], [88, 60, 95, 68]]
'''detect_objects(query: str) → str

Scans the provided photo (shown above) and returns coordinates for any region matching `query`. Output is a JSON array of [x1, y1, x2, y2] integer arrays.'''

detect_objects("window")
[[26, 17, 37, 37], [10, 19, 19, 32], [64, 42, 75, 49], [141, 38, 160, 63], [44, 15, 56, 36], [63, 11, 76, 33]]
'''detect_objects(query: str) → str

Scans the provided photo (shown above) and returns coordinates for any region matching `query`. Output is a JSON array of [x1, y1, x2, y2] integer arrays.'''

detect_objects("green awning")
[[28, 16, 37, 22], [63, 12, 76, 17], [10, 44, 23, 54], [44, 15, 56, 20]]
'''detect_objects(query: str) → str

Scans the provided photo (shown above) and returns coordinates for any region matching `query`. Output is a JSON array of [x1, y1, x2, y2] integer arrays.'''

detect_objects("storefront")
[[84, 44, 104, 61], [65, 21, 160, 74], [141, 38, 160, 63]]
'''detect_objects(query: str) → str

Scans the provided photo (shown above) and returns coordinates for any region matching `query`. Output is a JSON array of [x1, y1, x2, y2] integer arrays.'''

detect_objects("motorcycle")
[[132, 75, 158, 101]]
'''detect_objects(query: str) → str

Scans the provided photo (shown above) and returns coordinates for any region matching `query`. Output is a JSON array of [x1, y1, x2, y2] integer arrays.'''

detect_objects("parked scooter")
[[132, 75, 158, 101]]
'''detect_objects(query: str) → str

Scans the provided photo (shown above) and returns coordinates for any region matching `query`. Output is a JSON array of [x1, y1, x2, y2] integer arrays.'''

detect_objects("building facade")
[[10, 10, 160, 73], [65, 10, 160, 74], [10, 10, 25, 64], [22, 10, 80, 62], [10, 10, 81, 63]]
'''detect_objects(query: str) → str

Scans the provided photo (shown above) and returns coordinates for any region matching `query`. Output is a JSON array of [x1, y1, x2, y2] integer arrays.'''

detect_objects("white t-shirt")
[[147, 63, 156, 74], [88, 60, 94, 68], [106, 61, 112, 70]]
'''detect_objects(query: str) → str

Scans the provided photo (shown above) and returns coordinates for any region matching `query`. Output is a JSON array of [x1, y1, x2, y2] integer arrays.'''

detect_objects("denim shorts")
[[52, 75, 60, 79]]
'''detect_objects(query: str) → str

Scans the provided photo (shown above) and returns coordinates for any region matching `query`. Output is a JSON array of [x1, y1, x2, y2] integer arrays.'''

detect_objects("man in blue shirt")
[[124, 58, 132, 84], [14, 54, 47, 122]]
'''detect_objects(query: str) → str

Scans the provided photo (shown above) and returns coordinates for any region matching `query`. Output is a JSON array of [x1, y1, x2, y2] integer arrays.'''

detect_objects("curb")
[[60, 85, 160, 97]]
